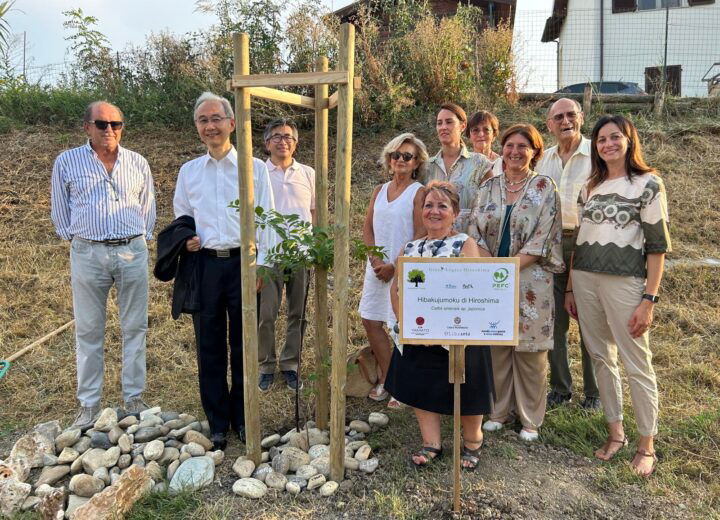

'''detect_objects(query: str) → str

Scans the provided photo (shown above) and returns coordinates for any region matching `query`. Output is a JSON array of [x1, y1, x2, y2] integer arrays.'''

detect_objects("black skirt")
[[384, 344, 495, 416]]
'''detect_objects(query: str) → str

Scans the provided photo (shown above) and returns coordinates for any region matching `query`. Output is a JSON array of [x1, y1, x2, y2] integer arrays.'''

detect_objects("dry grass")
[[1, 106, 719, 518]]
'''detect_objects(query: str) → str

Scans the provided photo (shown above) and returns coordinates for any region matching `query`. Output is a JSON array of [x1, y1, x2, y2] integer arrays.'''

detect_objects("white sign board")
[[398, 257, 520, 346]]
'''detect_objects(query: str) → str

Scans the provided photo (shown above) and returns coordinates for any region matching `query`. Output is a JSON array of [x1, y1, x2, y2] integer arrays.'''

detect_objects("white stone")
[[347, 440, 368, 451], [182, 431, 212, 451], [166, 460, 180, 481], [261, 451, 269, 463], [117, 434, 132, 454], [54, 429, 82, 453], [260, 434, 281, 448], [252, 464, 272, 482], [319, 480, 339, 497], [69, 474, 105, 498], [354, 444, 372, 461], [42, 453, 59, 466], [93, 409, 118, 432], [307, 428, 330, 446], [232, 478, 267, 499], [65, 495, 90, 519], [348, 420, 371, 433], [344, 457, 359, 470], [34, 465, 70, 487], [295, 464, 318, 479], [232, 458, 255, 478], [178, 452, 191, 463], [264, 471, 287, 490], [344, 447, 354, 458], [208, 450, 224, 466], [283, 447, 311, 472], [185, 442, 205, 457], [271, 453, 289, 474], [21, 495, 40, 511], [145, 461, 163, 482], [0, 457, 31, 483], [117, 415, 138, 429], [308, 444, 330, 459], [93, 467, 110, 485], [72, 437, 91, 455], [82, 447, 120, 474], [143, 440, 165, 461], [285, 432, 309, 451], [57, 448, 79, 465], [285, 481, 301, 495], [0, 478, 32, 516], [107, 426, 124, 445], [368, 412, 389, 427], [35, 484, 60, 497], [10, 432, 55, 469], [168, 457, 214, 493], [280, 428, 297, 443], [33, 421, 61, 444], [306, 473, 326, 490], [117, 454, 131, 470], [359, 457, 379, 473], [139, 407, 162, 421], [310, 456, 330, 477]]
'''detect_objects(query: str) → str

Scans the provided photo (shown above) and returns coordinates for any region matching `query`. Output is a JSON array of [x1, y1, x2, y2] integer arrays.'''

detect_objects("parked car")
[[556, 82, 648, 95]]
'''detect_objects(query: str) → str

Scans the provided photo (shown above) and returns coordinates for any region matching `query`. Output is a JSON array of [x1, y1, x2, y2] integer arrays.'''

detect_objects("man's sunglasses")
[[390, 151, 415, 161], [89, 120, 124, 130]]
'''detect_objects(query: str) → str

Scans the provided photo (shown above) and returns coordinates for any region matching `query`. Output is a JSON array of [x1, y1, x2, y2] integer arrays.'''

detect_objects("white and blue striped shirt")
[[51, 142, 156, 241]]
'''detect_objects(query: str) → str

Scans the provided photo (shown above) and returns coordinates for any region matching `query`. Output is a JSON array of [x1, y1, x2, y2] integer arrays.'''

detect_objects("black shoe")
[[258, 373, 274, 392], [580, 396, 602, 410], [546, 390, 572, 408], [210, 432, 227, 451], [235, 425, 246, 443], [282, 370, 303, 390]]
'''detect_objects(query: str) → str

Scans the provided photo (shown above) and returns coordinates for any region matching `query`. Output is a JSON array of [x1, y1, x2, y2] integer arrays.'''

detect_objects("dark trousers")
[[192, 253, 259, 435], [548, 235, 599, 399]]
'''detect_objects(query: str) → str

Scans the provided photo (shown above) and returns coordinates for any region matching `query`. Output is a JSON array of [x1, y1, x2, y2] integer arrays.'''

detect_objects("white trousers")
[[70, 236, 148, 406], [572, 270, 658, 436]]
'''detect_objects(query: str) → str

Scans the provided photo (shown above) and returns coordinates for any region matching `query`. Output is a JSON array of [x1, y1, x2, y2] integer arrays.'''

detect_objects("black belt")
[[91, 235, 142, 246], [562, 229, 575, 237], [201, 247, 241, 258]]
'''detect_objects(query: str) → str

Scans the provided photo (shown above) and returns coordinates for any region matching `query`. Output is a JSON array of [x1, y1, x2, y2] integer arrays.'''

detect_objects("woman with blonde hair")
[[359, 133, 427, 408], [468, 124, 564, 442], [565, 115, 670, 477]]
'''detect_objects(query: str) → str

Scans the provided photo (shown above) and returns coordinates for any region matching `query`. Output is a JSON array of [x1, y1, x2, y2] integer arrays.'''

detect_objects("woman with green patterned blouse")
[[565, 115, 671, 477]]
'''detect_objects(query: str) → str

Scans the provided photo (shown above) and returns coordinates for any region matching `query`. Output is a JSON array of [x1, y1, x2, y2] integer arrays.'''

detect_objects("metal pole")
[[662, 3, 669, 94], [599, 0, 604, 83], [22, 31, 26, 78]]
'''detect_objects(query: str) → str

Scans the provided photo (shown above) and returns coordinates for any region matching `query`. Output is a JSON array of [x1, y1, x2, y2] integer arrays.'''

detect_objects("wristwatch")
[[642, 293, 659, 303]]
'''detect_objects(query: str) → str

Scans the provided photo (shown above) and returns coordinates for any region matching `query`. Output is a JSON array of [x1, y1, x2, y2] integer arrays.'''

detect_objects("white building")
[[541, 0, 720, 96]]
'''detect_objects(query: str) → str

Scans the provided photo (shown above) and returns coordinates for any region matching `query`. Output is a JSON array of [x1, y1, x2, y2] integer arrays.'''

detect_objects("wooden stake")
[[314, 55, 330, 431], [582, 84, 593, 115], [233, 32, 261, 465], [329, 23, 355, 483], [448, 344, 466, 514], [4, 320, 75, 363]]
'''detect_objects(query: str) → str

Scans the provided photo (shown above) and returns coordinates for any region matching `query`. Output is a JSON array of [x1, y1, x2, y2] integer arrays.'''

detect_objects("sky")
[[5, 0, 556, 90]]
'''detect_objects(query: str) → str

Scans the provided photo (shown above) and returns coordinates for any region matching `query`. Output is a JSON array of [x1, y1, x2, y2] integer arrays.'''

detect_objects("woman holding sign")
[[385, 181, 494, 470], [565, 115, 670, 477], [468, 124, 564, 442], [360, 133, 428, 408]]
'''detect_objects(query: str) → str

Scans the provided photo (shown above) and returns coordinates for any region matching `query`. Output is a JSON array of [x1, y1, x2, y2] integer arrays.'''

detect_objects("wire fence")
[[513, 5, 720, 97], [9, 4, 720, 98]]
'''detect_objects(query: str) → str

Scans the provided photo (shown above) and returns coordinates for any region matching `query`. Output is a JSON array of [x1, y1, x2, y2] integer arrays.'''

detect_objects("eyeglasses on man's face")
[[195, 116, 231, 126], [551, 111, 579, 123], [268, 133, 297, 144], [89, 120, 124, 130]]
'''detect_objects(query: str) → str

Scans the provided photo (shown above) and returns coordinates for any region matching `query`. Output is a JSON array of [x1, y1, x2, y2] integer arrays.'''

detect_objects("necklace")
[[504, 172, 530, 186], [503, 173, 530, 193], [418, 235, 449, 257]]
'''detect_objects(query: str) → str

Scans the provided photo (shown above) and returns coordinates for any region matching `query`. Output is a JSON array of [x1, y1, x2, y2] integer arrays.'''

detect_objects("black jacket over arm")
[[154, 215, 200, 319]]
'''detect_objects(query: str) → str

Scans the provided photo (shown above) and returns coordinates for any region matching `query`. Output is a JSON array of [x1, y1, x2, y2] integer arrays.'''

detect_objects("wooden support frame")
[[229, 23, 356, 482]]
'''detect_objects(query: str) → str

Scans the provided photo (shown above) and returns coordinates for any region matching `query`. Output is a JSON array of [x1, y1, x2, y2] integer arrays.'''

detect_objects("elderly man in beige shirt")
[[535, 98, 600, 410]]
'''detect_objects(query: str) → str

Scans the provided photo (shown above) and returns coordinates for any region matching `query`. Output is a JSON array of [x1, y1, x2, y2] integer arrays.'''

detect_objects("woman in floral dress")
[[468, 124, 564, 441]]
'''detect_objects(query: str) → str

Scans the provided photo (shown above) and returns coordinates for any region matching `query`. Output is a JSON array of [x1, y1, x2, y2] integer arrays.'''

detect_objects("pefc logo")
[[492, 268, 510, 289]]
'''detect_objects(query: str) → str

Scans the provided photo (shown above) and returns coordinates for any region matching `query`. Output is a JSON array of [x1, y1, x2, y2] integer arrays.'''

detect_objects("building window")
[[639, 0, 684, 9], [612, 0, 638, 12], [645, 65, 682, 95]]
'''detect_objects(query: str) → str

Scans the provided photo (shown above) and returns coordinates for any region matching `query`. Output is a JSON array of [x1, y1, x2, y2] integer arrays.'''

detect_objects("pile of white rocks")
[[0, 408, 390, 517], [0, 407, 224, 519], [231, 411, 389, 499]]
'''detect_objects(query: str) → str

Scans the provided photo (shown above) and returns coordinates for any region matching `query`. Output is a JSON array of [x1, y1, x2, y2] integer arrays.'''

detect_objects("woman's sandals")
[[460, 439, 484, 471], [631, 449, 658, 477], [594, 436, 628, 461], [411, 446, 443, 467]]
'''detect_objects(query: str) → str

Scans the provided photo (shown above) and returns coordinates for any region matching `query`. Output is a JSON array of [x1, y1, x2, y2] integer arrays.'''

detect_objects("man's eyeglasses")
[[551, 111, 579, 123], [195, 116, 231, 126], [90, 120, 124, 130], [390, 151, 415, 161], [269, 134, 297, 143]]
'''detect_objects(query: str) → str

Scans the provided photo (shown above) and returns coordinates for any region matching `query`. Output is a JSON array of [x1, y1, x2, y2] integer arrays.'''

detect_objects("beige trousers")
[[572, 270, 659, 436], [489, 346, 548, 430]]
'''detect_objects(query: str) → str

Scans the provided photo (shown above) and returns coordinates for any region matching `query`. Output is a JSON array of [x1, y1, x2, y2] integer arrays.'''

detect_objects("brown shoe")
[[594, 436, 628, 461], [631, 449, 658, 477]]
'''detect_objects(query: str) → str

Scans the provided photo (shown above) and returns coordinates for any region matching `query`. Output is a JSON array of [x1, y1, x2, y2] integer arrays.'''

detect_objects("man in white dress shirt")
[[173, 92, 276, 450], [257, 119, 315, 392], [51, 101, 156, 428], [535, 98, 600, 410]]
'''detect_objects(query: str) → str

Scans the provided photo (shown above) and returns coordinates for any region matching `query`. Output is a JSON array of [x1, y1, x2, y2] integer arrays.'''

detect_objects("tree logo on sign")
[[407, 268, 426, 287]]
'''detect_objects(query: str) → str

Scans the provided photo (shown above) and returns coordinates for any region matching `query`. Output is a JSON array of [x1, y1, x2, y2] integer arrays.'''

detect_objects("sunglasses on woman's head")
[[390, 151, 415, 161], [89, 120, 124, 130]]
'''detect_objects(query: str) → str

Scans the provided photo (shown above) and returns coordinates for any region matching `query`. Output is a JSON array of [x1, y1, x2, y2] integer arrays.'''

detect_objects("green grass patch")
[[126, 490, 201, 520]]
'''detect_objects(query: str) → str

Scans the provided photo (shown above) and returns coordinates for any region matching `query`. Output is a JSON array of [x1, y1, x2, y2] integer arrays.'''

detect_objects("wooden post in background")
[[329, 23, 355, 483], [233, 33, 261, 465], [314, 56, 330, 431], [449, 344, 466, 514], [582, 83, 593, 115]]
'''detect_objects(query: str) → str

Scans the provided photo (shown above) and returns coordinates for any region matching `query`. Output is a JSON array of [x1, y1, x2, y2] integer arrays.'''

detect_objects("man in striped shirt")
[[51, 101, 156, 429]]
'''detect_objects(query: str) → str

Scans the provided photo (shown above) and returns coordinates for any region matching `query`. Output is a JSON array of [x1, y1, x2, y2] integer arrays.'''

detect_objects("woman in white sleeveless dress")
[[359, 133, 428, 408]]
